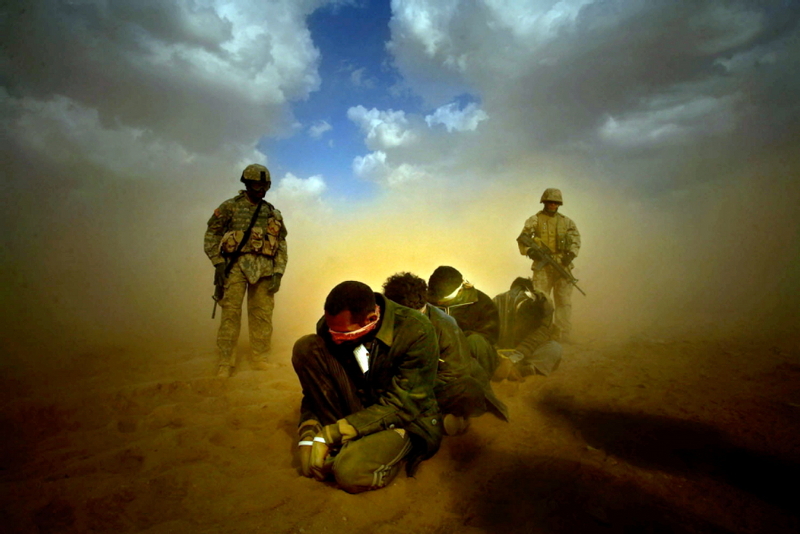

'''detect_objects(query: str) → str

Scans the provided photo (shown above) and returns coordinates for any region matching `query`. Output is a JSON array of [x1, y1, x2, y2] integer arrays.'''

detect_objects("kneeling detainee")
[[291, 280, 443, 493]]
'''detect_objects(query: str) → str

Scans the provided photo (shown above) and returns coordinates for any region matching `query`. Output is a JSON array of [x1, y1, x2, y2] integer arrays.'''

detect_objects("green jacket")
[[313, 295, 443, 473], [426, 306, 509, 421]]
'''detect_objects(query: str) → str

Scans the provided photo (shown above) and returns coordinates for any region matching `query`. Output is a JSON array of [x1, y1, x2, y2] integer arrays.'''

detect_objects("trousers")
[[532, 266, 573, 340], [292, 334, 414, 493], [435, 375, 487, 418], [216, 262, 275, 367], [520, 340, 563, 376], [466, 332, 499, 376]]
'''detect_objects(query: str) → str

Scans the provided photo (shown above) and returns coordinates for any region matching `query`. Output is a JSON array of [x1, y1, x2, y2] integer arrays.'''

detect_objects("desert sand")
[[2, 327, 799, 534]]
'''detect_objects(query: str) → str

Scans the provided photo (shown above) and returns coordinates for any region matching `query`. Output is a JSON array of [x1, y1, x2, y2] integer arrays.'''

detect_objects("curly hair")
[[382, 272, 427, 310]]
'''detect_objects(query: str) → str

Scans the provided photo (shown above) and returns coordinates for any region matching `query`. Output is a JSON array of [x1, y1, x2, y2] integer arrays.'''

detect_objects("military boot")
[[250, 360, 275, 371], [216, 346, 236, 377], [250, 351, 273, 370]]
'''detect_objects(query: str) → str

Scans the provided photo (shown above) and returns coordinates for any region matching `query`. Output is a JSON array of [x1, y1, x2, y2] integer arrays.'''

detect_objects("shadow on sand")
[[537, 391, 800, 513], [443, 389, 800, 534], [451, 450, 737, 534]]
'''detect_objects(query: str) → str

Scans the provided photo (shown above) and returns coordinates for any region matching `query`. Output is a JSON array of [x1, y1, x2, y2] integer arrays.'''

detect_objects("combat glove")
[[268, 272, 283, 293], [321, 418, 358, 447], [526, 247, 543, 261], [214, 262, 227, 287], [561, 251, 576, 266]]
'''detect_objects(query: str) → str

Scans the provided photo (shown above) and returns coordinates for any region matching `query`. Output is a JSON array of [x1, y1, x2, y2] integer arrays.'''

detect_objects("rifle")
[[212, 273, 225, 319], [517, 233, 586, 296], [211, 199, 265, 318]]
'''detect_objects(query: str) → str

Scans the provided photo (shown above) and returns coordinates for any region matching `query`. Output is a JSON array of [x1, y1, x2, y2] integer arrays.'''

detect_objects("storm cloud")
[[1, 0, 798, 362]]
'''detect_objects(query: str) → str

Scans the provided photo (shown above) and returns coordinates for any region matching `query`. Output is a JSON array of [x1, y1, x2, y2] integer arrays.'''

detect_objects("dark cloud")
[[389, 1, 800, 155], [1, 0, 798, 358], [0, 0, 321, 152], [492, 2, 799, 150]]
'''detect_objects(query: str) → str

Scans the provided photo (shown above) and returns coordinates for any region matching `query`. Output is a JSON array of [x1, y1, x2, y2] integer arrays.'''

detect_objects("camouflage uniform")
[[205, 191, 288, 371], [518, 191, 580, 340]]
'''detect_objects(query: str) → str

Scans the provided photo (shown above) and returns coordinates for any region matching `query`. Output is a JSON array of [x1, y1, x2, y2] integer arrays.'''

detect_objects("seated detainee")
[[493, 277, 563, 381], [383, 272, 508, 436], [291, 281, 442, 493], [427, 266, 501, 378]]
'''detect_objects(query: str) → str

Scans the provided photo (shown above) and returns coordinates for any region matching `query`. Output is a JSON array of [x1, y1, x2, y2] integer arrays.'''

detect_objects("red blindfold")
[[328, 307, 381, 344]]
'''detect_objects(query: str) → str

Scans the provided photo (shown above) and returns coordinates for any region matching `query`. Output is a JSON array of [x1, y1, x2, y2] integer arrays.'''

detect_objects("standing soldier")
[[517, 188, 580, 343], [205, 164, 288, 377]]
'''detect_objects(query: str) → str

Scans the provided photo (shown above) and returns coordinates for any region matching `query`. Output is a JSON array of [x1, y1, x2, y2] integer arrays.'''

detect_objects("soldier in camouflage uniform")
[[517, 188, 580, 342], [205, 164, 288, 377]]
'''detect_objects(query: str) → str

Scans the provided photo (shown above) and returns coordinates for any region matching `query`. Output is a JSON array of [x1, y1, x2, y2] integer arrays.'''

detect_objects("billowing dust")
[[1, 145, 799, 534]]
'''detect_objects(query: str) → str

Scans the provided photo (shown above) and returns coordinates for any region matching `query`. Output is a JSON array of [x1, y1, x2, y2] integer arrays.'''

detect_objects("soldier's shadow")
[[537, 390, 800, 512]]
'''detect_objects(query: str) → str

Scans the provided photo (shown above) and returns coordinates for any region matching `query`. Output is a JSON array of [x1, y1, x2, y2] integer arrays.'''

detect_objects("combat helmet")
[[540, 188, 563, 204], [240, 164, 271, 184]]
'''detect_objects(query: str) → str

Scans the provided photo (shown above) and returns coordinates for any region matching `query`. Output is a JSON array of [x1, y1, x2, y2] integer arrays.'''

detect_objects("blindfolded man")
[[291, 281, 442, 493]]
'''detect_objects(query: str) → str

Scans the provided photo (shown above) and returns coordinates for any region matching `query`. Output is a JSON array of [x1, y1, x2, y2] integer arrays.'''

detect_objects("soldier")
[[493, 277, 563, 381], [427, 266, 500, 378], [292, 281, 442, 493], [204, 164, 288, 377], [383, 272, 508, 436], [517, 188, 581, 343]]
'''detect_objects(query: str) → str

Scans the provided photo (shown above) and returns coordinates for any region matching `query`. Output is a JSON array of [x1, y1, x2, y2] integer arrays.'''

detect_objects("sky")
[[1, 0, 799, 358]]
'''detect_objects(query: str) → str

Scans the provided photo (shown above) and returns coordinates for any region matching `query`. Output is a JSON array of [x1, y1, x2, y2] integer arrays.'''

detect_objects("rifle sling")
[[223, 199, 264, 277]]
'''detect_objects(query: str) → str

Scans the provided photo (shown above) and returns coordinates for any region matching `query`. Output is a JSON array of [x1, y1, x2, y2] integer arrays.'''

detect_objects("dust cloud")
[[278, 164, 799, 352], [2, 138, 797, 372], [2, 4, 799, 531], [2, 116, 800, 534]]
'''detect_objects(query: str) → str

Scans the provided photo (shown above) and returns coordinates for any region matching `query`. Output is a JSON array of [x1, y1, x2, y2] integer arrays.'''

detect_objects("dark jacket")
[[425, 306, 473, 387], [313, 294, 443, 473], [494, 277, 554, 357], [426, 306, 509, 421], [429, 285, 499, 345]]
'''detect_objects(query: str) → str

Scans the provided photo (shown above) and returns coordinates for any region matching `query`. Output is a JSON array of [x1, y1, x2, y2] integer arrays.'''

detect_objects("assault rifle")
[[212, 273, 225, 319], [517, 233, 586, 296], [211, 199, 265, 319]]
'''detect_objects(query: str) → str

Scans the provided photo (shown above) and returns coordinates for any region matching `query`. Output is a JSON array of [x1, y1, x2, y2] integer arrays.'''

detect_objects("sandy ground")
[[1, 329, 799, 534]]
